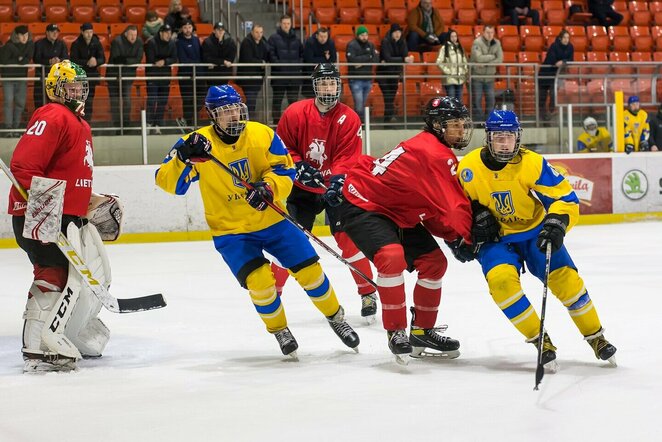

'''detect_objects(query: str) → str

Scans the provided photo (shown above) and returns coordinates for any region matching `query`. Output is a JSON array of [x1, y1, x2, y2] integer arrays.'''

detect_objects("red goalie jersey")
[[8, 103, 94, 217], [276, 98, 363, 194], [343, 131, 473, 243]]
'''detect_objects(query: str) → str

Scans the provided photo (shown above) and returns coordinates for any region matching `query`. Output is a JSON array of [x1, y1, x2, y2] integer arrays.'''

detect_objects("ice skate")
[[527, 332, 559, 373], [585, 328, 617, 367], [273, 327, 299, 360], [327, 306, 360, 352], [360, 293, 377, 325], [409, 325, 461, 359], [23, 354, 77, 374], [387, 330, 412, 365]]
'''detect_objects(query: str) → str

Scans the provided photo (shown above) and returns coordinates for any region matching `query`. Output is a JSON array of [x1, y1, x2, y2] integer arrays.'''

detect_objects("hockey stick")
[[534, 241, 553, 391], [208, 154, 378, 289], [1, 158, 167, 313]]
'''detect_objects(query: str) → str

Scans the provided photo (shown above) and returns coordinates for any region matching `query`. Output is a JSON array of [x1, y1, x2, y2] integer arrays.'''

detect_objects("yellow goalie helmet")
[[45, 60, 89, 115]]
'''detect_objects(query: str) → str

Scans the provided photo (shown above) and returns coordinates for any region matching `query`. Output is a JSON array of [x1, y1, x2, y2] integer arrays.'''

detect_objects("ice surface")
[[1, 222, 660, 442]]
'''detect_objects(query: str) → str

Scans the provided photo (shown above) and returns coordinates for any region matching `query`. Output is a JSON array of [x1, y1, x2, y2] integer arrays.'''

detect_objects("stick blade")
[[117, 294, 167, 313], [534, 364, 545, 390]]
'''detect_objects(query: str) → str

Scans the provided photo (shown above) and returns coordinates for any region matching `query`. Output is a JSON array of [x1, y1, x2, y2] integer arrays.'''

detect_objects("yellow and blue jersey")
[[458, 148, 579, 242], [624, 109, 649, 151], [577, 127, 612, 153], [155, 122, 296, 236]]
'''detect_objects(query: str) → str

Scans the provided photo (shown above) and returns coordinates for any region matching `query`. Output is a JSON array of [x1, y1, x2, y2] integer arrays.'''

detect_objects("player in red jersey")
[[337, 96, 480, 362], [272, 63, 377, 322], [8, 60, 119, 372]]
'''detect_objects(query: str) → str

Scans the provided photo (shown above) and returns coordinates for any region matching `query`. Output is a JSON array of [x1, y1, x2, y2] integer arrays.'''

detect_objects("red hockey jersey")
[[277, 99, 363, 194], [8, 103, 94, 217], [343, 131, 473, 243]]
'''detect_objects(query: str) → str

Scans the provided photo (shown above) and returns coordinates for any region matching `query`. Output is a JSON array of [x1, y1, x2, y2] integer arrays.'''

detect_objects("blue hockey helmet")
[[485, 109, 522, 162], [628, 95, 640, 105], [424, 96, 473, 149], [205, 85, 248, 137]]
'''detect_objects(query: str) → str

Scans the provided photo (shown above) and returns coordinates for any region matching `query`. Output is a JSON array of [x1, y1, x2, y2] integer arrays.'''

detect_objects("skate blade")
[[606, 355, 617, 367], [544, 360, 559, 374], [409, 347, 461, 359], [286, 351, 299, 361], [363, 315, 376, 325], [352, 346, 359, 354], [394, 354, 410, 366]]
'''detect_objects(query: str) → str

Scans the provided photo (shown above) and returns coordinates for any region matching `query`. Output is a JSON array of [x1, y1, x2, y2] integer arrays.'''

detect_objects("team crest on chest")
[[491, 191, 515, 216], [229, 158, 251, 188], [84, 140, 94, 169], [307, 138, 328, 167]]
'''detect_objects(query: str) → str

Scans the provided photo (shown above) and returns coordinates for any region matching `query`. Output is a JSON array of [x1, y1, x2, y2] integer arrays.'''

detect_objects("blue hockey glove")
[[323, 175, 345, 207], [245, 181, 274, 211], [445, 237, 476, 263], [471, 200, 500, 245], [295, 161, 324, 188], [536, 213, 569, 254], [176, 132, 212, 164]]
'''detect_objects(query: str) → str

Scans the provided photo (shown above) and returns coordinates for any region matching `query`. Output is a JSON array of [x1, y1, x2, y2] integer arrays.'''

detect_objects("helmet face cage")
[[208, 102, 249, 137], [583, 117, 598, 136], [440, 117, 473, 149], [313, 76, 341, 106], [487, 129, 522, 162]]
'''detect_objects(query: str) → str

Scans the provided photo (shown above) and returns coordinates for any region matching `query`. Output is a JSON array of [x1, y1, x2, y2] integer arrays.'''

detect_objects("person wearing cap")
[[143, 10, 164, 41], [0, 25, 34, 136], [302, 27, 337, 97], [237, 24, 269, 115], [623, 96, 650, 153], [346, 25, 378, 122], [646, 104, 662, 152], [176, 18, 203, 128], [268, 15, 304, 125], [406, 0, 447, 52], [165, 0, 188, 36], [202, 22, 237, 92], [70, 23, 106, 122], [108, 25, 144, 131], [577, 117, 612, 153], [145, 24, 177, 133], [377, 23, 413, 123], [33, 24, 68, 108], [435, 29, 468, 103]]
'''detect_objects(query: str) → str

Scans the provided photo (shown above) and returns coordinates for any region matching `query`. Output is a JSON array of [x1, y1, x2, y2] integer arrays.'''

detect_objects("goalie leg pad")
[[22, 281, 61, 357]]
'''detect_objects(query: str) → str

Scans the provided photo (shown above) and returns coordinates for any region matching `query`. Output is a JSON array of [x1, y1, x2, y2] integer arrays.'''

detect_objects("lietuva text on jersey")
[[458, 148, 579, 241], [155, 122, 296, 236]]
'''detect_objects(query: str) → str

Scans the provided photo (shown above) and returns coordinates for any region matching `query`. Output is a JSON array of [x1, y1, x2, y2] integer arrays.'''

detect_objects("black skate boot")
[[585, 328, 617, 366], [360, 293, 377, 324], [527, 332, 558, 371], [408, 307, 460, 359], [273, 327, 298, 359], [387, 330, 412, 365], [327, 306, 360, 351]]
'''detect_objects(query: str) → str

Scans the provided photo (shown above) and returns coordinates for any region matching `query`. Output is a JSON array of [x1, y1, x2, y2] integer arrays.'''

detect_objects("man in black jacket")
[[202, 22, 237, 92], [502, 0, 540, 26], [0, 25, 34, 135], [237, 24, 269, 116], [33, 24, 68, 108], [377, 24, 413, 122], [70, 23, 106, 122], [268, 15, 303, 124], [145, 24, 177, 133], [302, 28, 336, 98], [108, 25, 144, 131], [588, 0, 623, 28]]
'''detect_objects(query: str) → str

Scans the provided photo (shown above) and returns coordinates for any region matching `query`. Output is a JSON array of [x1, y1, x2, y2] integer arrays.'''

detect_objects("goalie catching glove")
[[87, 193, 124, 241]]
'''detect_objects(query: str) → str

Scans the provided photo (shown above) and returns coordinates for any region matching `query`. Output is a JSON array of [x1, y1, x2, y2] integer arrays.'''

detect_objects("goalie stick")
[[1, 158, 167, 314], [208, 154, 378, 289]]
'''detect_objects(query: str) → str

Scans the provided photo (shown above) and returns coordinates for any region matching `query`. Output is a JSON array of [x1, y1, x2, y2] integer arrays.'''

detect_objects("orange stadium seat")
[[0, 4, 11, 21], [45, 5, 69, 22], [363, 8, 385, 24], [334, 34, 354, 52], [587, 51, 609, 75], [99, 6, 123, 23], [631, 51, 653, 74], [651, 2, 662, 13], [337, 0, 358, 7], [97, 0, 117, 5], [384, 0, 407, 9], [433, 0, 453, 8], [610, 51, 631, 74], [28, 22, 49, 35], [542, 25, 563, 45], [73, 6, 96, 22], [523, 34, 545, 51], [545, 9, 568, 25], [314, 0, 335, 7], [126, 6, 148, 24], [438, 9, 455, 24], [610, 27, 632, 51], [632, 11, 651, 26], [360, 0, 382, 9], [566, 25, 588, 52], [196, 23, 214, 37], [628, 1, 648, 13], [17, 5, 42, 22], [339, 8, 361, 24], [501, 35, 521, 52], [314, 7, 337, 24], [479, 9, 501, 25], [457, 9, 478, 25], [518, 51, 541, 76], [387, 8, 408, 24], [454, 0, 474, 11]]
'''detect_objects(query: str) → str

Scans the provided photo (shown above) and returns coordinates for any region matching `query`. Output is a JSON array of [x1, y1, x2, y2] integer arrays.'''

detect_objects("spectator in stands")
[[377, 24, 413, 123], [237, 24, 269, 116], [347, 25, 379, 122], [302, 27, 337, 98], [0, 25, 33, 136], [70, 23, 106, 122], [503, 0, 540, 26], [588, 0, 623, 29], [143, 10, 164, 41], [268, 15, 303, 125], [577, 117, 612, 153], [406, 0, 447, 52], [202, 22, 237, 91], [469, 25, 502, 122], [108, 25, 144, 131], [624, 96, 650, 153], [176, 18, 203, 128], [165, 0, 188, 36], [538, 29, 573, 121], [435, 29, 468, 103], [145, 24, 177, 134], [33, 24, 68, 108], [647, 104, 662, 152]]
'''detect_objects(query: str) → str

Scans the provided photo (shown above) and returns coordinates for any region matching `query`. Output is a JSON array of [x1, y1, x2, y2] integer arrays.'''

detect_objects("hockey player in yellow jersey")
[[457, 110, 617, 366], [624, 95, 650, 153], [155, 85, 359, 358], [577, 117, 612, 153]]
